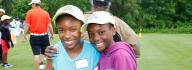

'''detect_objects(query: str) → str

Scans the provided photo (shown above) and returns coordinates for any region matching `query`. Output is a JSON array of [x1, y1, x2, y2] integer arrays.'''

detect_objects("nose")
[[64, 31, 71, 39], [93, 33, 101, 43]]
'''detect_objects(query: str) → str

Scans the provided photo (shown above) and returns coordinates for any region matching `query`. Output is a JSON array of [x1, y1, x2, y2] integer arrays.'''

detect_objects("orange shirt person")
[[22, 0, 54, 70]]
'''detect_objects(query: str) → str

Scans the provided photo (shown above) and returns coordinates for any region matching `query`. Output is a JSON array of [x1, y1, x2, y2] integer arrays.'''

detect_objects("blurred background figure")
[[0, 15, 14, 68], [9, 17, 22, 44], [0, 8, 6, 65]]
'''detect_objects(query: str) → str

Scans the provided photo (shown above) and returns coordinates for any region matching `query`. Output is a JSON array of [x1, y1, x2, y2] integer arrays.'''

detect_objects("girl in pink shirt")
[[81, 11, 137, 70]]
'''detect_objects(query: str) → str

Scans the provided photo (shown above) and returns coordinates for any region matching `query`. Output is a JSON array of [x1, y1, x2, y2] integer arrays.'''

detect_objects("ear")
[[111, 27, 116, 36]]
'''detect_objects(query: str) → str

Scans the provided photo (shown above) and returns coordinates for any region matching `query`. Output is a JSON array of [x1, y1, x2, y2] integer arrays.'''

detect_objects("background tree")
[[0, 0, 12, 15], [110, 0, 140, 29], [0, 0, 191, 33]]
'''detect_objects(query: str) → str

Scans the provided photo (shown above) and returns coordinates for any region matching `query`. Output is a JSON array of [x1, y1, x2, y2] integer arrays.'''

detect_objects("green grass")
[[0, 34, 192, 70], [138, 33, 192, 70], [0, 35, 60, 70]]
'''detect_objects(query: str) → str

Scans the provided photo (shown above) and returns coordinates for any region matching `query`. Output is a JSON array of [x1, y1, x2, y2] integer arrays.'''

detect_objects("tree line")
[[0, 0, 192, 33]]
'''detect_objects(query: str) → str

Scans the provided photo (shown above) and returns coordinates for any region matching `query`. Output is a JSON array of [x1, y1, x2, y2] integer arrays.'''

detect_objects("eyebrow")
[[57, 25, 78, 29]]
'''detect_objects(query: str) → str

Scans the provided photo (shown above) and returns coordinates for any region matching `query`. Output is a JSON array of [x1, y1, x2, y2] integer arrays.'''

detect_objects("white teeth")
[[96, 42, 103, 47], [96, 43, 102, 46], [65, 41, 73, 44]]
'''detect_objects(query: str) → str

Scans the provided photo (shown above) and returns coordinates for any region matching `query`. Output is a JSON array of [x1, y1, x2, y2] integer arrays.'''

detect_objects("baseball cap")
[[81, 11, 115, 32], [53, 5, 85, 24], [1, 15, 12, 21], [93, 0, 111, 6], [29, 0, 41, 5], [0, 9, 5, 13]]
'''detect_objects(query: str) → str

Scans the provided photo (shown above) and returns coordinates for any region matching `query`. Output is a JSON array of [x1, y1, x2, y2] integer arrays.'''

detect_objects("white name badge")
[[75, 59, 88, 69]]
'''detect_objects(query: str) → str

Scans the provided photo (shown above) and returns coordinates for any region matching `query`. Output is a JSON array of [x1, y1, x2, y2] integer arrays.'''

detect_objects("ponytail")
[[113, 32, 121, 42]]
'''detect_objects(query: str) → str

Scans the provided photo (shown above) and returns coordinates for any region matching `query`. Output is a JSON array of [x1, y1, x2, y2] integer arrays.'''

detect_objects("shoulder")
[[26, 9, 33, 15], [111, 42, 134, 56], [44, 10, 49, 15], [83, 40, 93, 47], [111, 48, 136, 68], [83, 40, 95, 50], [113, 16, 121, 20], [113, 48, 130, 57], [112, 42, 131, 48], [41, 8, 49, 14], [43, 11, 50, 18], [113, 16, 128, 25], [83, 40, 100, 54]]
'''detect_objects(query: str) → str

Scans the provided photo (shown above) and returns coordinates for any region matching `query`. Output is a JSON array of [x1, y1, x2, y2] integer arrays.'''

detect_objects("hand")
[[22, 36, 27, 42], [50, 34, 54, 40], [9, 42, 14, 48], [45, 46, 57, 60], [11, 42, 14, 48]]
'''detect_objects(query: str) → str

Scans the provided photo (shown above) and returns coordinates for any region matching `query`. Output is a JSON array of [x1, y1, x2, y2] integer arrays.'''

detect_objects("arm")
[[46, 59, 53, 70], [10, 39, 14, 48], [131, 44, 140, 58], [48, 23, 54, 40], [8, 30, 14, 47], [45, 46, 57, 70], [114, 16, 141, 58], [22, 23, 29, 42], [114, 50, 137, 70], [23, 12, 30, 42]]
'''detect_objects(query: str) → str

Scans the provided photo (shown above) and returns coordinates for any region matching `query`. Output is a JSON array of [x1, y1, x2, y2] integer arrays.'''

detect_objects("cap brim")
[[81, 18, 108, 32], [81, 17, 115, 32], [0, 9, 5, 13], [1, 16, 12, 21], [53, 11, 83, 24], [81, 23, 88, 32], [53, 12, 73, 24], [6, 16, 12, 20]]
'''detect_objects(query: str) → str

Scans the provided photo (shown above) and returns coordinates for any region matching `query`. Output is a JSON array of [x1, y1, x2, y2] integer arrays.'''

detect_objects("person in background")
[[19, 20, 25, 36], [0, 8, 5, 65], [9, 18, 20, 44], [82, 0, 141, 58], [14, 17, 22, 37], [11, 17, 22, 44], [0, 15, 14, 68], [22, 0, 54, 70]]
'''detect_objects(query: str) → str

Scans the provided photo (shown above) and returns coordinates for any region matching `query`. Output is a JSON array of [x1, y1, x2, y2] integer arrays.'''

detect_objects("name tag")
[[75, 59, 88, 69]]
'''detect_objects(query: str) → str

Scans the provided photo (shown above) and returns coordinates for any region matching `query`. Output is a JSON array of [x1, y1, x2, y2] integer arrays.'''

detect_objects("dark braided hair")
[[107, 23, 122, 42], [113, 32, 121, 42]]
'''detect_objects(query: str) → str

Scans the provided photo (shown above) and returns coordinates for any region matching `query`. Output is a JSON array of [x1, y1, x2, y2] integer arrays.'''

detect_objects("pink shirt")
[[98, 42, 137, 70]]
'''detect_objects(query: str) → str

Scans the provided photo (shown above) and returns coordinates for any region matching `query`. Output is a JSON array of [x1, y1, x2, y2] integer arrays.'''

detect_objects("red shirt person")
[[22, 0, 54, 70]]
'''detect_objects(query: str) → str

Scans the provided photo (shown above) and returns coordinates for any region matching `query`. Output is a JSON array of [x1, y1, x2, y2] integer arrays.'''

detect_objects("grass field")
[[0, 33, 192, 70]]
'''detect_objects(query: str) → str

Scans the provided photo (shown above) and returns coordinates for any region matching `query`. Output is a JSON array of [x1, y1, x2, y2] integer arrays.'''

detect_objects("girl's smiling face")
[[87, 23, 115, 52], [56, 15, 82, 50]]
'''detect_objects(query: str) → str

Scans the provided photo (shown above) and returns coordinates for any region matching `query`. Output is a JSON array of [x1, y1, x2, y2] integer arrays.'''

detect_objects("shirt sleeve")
[[25, 11, 31, 25], [114, 16, 141, 58], [114, 49, 137, 70], [114, 16, 139, 45], [46, 12, 51, 24]]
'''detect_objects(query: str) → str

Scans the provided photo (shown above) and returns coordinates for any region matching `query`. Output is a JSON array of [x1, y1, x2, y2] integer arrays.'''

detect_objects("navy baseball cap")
[[93, 0, 110, 6]]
